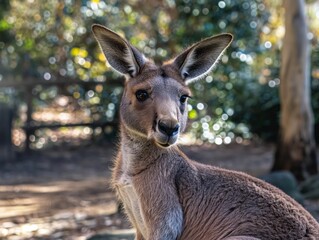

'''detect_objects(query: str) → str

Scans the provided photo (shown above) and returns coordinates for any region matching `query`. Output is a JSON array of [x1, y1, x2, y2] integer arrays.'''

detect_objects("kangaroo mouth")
[[153, 120, 180, 148], [157, 142, 171, 148], [154, 134, 178, 148]]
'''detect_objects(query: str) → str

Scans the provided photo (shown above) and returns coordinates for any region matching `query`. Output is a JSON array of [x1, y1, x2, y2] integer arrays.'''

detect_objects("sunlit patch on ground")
[[0, 179, 128, 240], [0, 145, 131, 240]]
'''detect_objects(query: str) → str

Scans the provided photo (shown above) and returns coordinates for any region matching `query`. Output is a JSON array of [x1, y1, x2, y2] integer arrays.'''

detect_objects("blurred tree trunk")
[[0, 104, 14, 161], [273, 0, 318, 181]]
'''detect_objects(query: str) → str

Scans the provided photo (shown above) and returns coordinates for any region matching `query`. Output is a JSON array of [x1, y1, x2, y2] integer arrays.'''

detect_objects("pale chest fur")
[[112, 146, 184, 240], [115, 174, 148, 237]]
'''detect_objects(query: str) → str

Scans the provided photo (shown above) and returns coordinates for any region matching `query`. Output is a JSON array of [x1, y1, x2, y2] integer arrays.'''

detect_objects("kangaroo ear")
[[92, 24, 146, 77], [173, 34, 233, 85]]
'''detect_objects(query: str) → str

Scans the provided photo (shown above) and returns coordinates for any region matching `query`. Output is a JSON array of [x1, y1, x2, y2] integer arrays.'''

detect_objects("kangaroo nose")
[[158, 121, 180, 137]]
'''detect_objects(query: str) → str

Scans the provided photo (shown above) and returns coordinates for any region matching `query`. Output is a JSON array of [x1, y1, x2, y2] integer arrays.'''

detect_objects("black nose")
[[158, 121, 180, 137]]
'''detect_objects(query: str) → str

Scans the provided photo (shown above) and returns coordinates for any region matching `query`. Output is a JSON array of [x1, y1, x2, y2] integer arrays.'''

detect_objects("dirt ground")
[[0, 142, 318, 240]]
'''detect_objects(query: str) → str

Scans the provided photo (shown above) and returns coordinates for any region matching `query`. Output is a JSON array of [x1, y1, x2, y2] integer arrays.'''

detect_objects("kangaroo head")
[[92, 25, 232, 148]]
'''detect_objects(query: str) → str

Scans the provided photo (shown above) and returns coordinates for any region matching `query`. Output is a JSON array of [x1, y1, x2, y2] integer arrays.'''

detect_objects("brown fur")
[[92, 24, 319, 240]]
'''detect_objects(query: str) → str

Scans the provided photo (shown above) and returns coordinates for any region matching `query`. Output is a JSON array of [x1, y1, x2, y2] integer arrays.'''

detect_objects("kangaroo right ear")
[[92, 24, 146, 77], [173, 34, 233, 85]]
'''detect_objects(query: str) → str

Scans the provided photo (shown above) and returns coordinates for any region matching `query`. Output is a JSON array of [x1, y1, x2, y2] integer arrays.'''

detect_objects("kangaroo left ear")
[[173, 34, 233, 85], [92, 24, 146, 78]]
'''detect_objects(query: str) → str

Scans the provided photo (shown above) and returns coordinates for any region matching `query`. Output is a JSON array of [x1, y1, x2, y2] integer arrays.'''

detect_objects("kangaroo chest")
[[114, 149, 185, 238], [115, 174, 148, 236]]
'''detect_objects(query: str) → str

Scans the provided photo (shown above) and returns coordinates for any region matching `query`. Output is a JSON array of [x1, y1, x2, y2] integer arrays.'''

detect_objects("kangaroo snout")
[[154, 118, 180, 147], [158, 120, 180, 137]]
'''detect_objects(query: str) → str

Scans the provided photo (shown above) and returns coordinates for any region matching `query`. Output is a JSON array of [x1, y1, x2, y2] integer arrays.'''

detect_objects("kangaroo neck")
[[120, 124, 169, 176]]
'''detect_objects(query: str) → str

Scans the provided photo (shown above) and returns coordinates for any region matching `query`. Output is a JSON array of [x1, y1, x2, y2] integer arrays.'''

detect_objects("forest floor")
[[0, 142, 318, 240]]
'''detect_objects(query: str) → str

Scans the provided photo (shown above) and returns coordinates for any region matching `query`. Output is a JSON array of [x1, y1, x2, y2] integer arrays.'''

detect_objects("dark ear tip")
[[224, 33, 234, 43], [91, 24, 104, 33]]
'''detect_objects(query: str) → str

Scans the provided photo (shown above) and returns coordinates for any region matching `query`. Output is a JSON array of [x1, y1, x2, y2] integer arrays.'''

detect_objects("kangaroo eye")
[[135, 90, 149, 102], [180, 95, 189, 104]]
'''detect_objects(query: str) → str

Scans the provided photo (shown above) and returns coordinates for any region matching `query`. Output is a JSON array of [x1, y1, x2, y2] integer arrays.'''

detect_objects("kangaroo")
[[92, 24, 319, 240]]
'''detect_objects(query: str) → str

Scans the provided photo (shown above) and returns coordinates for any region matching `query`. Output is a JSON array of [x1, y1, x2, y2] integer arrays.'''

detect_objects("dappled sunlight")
[[32, 108, 90, 125], [21, 127, 96, 149], [0, 184, 64, 193], [0, 179, 121, 239], [0, 204, 39, 219], [0, 144, 119, 239]]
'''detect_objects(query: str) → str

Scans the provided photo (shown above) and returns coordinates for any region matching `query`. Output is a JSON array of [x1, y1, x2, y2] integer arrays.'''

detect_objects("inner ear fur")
[[92, 24, 145, 77], [173, 33, 233, 84]]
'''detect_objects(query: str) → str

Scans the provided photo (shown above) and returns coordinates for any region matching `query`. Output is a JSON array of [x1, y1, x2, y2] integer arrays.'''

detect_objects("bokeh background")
[[1, 0, 319, 151], [0, 0, 319, 239]]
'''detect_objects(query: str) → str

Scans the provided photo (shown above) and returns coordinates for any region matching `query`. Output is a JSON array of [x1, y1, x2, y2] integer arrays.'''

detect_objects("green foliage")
[[170, 0, 276, 143], [1, 0, 319, 145]]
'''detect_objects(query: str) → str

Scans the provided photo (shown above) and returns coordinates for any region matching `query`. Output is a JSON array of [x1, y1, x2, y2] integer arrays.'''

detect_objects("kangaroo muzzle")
[[154, 117, 180, 147]]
